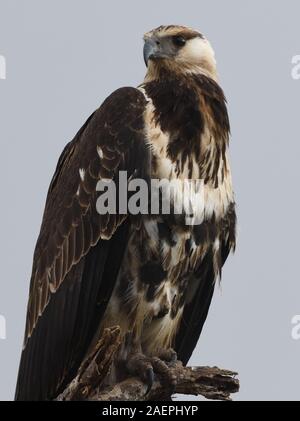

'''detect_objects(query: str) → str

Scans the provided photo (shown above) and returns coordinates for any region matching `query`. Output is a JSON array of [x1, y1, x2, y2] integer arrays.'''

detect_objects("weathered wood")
[[56, 326, 239, 401], [57, 327, 122, 401]]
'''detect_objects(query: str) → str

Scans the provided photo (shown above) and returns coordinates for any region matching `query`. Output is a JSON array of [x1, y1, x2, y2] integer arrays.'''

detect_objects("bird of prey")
[[15, 25, 236, 401]]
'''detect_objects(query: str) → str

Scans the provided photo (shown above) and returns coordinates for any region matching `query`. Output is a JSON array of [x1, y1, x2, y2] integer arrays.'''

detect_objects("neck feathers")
[[142, 73, 230, 187], [144, 61, 218, 84]]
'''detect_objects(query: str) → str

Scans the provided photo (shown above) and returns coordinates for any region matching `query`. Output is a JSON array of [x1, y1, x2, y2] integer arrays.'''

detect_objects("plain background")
[[0, 0, 299, 401]]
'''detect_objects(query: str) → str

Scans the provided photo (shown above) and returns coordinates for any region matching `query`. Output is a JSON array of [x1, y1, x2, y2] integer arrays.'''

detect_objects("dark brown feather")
[[176, 205, 236, 365], [15, 87, 149, 401]]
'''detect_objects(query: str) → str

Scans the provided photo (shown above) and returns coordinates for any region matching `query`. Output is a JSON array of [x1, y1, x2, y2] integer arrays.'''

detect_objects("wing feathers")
[[16, 87, 149, 400], [175, 204, 236, 365]]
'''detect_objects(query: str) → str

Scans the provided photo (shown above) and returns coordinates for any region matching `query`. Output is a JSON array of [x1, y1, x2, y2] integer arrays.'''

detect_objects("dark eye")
[[172, 35, 186, 47]]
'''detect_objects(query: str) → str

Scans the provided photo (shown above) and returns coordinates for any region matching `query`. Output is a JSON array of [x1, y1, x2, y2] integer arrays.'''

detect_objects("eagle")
[[15, 25, 236, 401]]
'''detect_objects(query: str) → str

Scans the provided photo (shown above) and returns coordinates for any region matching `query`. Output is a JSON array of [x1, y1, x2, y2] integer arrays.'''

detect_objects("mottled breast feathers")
[[142, 74, 230, 186]]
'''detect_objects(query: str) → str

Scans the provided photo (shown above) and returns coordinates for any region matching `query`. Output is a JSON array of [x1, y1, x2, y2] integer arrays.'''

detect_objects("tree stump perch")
[[56, 326, 239, 401]]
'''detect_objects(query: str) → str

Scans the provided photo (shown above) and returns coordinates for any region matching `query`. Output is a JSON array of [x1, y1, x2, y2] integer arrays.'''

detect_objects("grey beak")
[[143, 39, 159, 67]]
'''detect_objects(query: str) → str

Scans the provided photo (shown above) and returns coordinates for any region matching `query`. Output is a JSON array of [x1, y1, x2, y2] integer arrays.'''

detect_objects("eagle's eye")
[[172, 35, 186, 47]]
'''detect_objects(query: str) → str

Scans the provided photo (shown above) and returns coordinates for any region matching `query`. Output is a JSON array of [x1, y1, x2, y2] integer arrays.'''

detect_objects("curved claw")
[[144, 367, 155, 396], [169, 377, 177, 395]]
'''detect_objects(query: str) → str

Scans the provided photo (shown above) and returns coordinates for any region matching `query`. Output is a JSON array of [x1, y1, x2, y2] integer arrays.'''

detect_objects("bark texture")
[[56, 327, 239, 401]]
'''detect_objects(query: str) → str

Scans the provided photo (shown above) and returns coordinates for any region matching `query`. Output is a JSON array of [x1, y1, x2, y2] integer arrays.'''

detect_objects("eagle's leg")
[[156, 347, 177, 364], [126, 348, 178, 394]]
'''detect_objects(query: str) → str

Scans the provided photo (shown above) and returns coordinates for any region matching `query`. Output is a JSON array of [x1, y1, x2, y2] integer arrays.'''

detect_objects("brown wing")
[[15, 87, 150, 400]]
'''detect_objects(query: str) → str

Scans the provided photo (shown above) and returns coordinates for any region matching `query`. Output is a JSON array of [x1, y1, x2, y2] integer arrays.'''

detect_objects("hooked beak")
[[143, 38, 164, 67]]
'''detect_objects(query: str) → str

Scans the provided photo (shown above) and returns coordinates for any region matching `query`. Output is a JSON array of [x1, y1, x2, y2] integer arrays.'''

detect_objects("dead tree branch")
[[56, 326, 239, 401]]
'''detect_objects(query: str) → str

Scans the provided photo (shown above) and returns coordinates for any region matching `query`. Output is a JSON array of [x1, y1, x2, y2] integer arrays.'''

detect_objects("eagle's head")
[[143, 25, 217, 81]]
